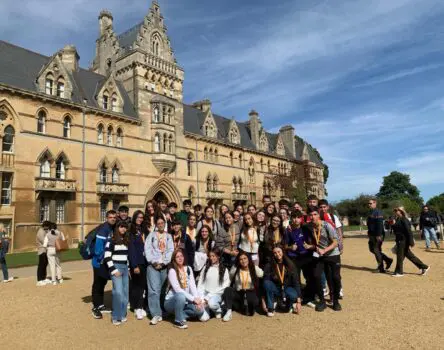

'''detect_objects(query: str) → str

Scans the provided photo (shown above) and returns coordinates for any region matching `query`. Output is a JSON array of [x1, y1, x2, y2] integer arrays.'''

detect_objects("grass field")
[[6, 249, 82, 268]]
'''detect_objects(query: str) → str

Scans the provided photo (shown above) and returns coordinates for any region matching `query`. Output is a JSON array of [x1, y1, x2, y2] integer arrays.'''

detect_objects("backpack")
[[78, 224, 104, 260]]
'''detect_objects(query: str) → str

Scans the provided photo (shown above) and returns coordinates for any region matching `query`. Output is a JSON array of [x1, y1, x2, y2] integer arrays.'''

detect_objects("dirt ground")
[[1, 236, 443, 350]]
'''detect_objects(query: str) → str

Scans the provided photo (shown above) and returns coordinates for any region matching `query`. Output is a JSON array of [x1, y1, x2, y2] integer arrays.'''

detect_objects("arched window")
[[116, 128, 123, 148], [111, 94, 118, 112], [97, 124, 104, 144], [63, 116, 71, 138], [260, 158, 264, 171], [206, 175, 212, 192], [153, 106, 160, 123], [187, 153, 193, 177], [37, 110, 46, 133], [267, 160, 271, 172], [249, 159, 255, 184], [162, 105, 167, 123], [107, 125, 113, 146], [112, 165, 119, 183], [229, 152, 234, 166], [154, 133, 160, 152], [55, 158, 66, 179], [40, 158, 51, 178], [103, 91, 109, 110], [2, 126, 14, 153], [214, 148, 219, 163], [209, 147, 213, 161], [56, 79, 65, 98], [213, 175, 219, 191], [162, 133, 167, 152], [238, 153, 242, 168], [204, 147, 208, 161], [168, 134, 173, 153], [99, 164, 107, 183], [45, 73, 54, 95]]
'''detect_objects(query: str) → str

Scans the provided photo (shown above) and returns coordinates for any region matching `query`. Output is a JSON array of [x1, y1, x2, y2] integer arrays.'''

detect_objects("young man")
[[167, 202, 178, 225], [193, 204, 203, 222], [419, 206, 440, 250], [117, 205, 131, 225], [367, 199, 393, 273], [303, 195, 319, 223], [278, 199, 290, 211], [36, 221, 51, 286], [262, 195, 272, 211], [293, 202, 304, 213], [305, 207, 342, 312], [91, 210, 117, 319], [176, 199, 192, 229]]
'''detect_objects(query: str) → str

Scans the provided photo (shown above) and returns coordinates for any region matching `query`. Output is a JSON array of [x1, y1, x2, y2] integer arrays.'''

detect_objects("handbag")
[[55, 236, 69, 252]]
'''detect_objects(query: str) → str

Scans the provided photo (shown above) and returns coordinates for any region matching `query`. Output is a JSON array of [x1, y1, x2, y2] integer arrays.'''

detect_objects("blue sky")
[[1, 0, 444, 202]]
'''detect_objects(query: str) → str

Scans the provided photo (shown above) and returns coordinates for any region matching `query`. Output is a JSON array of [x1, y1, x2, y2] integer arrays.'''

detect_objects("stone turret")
[[248, 109, 261, 149], [59, 45, 79, 72], [192, 99, 212, 113], [99, 10, 113, 37]]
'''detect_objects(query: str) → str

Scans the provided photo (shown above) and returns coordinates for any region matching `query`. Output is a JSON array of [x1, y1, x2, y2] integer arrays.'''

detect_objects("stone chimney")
[[99, 10, 113, 37], [59, 45, 79, 72], [192, 99, 212, 113], [279, 125, 296, 158], [248, 109, 261, 149]]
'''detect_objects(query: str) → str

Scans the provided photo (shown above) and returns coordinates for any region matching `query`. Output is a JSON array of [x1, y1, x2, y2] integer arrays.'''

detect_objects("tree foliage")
[[335, 194, 374, 225], [377, 171, 423, 205], [272, 164, 307, 204], [427, 193, 444, 213]]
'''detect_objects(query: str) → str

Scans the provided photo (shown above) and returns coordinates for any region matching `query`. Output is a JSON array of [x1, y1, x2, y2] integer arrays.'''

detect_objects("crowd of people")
[[81, 194, 344, 328]]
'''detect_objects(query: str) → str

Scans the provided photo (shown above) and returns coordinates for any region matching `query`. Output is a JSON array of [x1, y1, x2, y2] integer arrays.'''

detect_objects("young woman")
[[164, 249, 208, 329], [265, 203, 277, 226], [216, 211, 240, 269], [263, 246, 302, 316], [392, 207, 430, 277], [219, 204, 229, 226], [43, 223, 65, 285], [238, 213, 260, 266], [171, 220, 195, 268], [193, 225, 215, 274], [197, 248, 230, 320], [0, 224, 12, 283], [104, 221, 130, 325], [223, 252, 264, 318], [247, 205, 257, 217], [128, 210, 147, 320], [143, 200, 157, 235], [186, 214, 197, 247], [233, 210, 242, 228], [262, 215, 285, 267], [280, 208, 290, 229], [196, 206, 222, 239], [236, 204, 245, 216], [145, 216, 174, 325], [36, 221, 50, 286]]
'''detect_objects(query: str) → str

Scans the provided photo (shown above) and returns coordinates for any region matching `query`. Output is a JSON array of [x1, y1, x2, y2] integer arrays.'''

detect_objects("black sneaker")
[[385, 259, 393, 271], [92, 308, 103, 319], [98, 305, 112, 314], [332, 301, 342, 311], [315, 302, 327, 312], [174, 321, 188, 329]]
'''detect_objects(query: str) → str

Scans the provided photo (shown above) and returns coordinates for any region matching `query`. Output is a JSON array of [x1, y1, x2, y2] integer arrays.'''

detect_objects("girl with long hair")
[[391, 207, 429, 277], [128, 210, 147, 320], [193, 225, 215, 274], [104, 221, 130, 325], [186, 214, 197, 246], [216, 211, 240, 269], [43, 222, 65, 285], [143, 199, 157, 236], [263, 245, 302, 317], [197, 248, 230, 320], [262, 215, 285, 267], [164, 249, 208, 329], [171, 220, 195, 267], [264, 203, 277, 226], [239, 213, 260, 266], [223, 251, 264, 318], [197, 206, 223, 239]]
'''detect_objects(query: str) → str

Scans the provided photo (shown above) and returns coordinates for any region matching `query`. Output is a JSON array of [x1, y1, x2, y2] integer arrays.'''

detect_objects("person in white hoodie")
[[43, 223, 65, 285], [197, 247, 230, 320]]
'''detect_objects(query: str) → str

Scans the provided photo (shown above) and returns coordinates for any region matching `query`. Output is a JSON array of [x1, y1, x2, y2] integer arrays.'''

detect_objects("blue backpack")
[[79, 224, 104, 260]]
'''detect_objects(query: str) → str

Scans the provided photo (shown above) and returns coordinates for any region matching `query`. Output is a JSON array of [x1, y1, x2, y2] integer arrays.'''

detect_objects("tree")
[[272, 164, 307, 204], [427, 193, 444, 213], [335, 194, 374, 225], [377, 171, 423, 205]]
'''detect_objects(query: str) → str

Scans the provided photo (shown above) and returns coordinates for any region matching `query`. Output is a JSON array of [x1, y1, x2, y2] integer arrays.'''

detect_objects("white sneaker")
[[306, 301, 316, 308], [3, 278, 12, 283], [121, 317, 128, 323], [267, 312, 275, 317], [421, 266, 431, 276], [141, 309, 147, 317], [222, 309, 232, 322], [44, 279, 51, 285], [52, 281, 57, 285], [323, 288, 329, 297], [135, 309, 144, 320], [112, 320, 121, 326], [58, 279, 64, 284], [339, 289, 344, 298], [36, 281, 46, 287], [392, 273, 404, 277], [215, 312, 222, 319], [199, 310, 210, 322], [150, 315, 162, 325]]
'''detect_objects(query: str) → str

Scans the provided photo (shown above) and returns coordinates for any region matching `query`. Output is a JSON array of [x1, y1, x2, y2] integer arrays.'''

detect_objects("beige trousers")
[[46, 247, 62, 281]]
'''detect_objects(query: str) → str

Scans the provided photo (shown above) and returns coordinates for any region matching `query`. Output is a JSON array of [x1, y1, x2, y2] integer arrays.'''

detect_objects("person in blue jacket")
[[91, 210, 117, 319], [0, 224, 13, 283]]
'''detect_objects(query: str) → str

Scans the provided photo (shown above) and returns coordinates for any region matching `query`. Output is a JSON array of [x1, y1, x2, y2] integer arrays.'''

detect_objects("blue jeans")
[[321, 272, 327, 289], [147, 265, 167, 318], [263, 280, 299, 310], [111, 264, 129, 321], [423, 227, 439, 248], [0, 257, 8, 281], [164, 293, 204, 323], [206, 294, 223, 314]]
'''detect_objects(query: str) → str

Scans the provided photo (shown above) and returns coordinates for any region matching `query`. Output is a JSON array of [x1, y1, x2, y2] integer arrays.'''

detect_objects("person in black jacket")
[[263, 245, 301, 316], [392, 207, 429, 277], [419, 206, 440, 250], [171, 220, 195, 268]]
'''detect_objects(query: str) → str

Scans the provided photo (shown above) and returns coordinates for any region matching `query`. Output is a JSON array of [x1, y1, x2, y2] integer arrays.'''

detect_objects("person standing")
[[177, 199, 192, 229], [420, 206, 440, 250], [36, 221, 51, 286], [216, 212, 239, 269], [367, 199, 393, 273], [43, 223, 65, 285], [145, 216, 174, 325], [91, 210, 117, 319], [171, 220, 195, 268], [117, 205, 131, 226], [238, 213, 260, 266], [392, 208, 430, 277], [0, 224, 13, 283]]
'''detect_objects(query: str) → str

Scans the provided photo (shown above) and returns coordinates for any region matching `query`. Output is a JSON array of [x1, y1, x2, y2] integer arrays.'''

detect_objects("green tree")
[[273, 164, 307, 204], [335, 194, 374, 225], [427, 193, 444, 213], [377, 171, 423, 205]]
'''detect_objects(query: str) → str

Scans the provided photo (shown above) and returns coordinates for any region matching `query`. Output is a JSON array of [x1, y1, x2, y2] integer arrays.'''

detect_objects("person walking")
[[392, 207, 430, 277], [36, 221, 50, 286], [367, 199, 393, 273], [420, 206, 440, 250], [43, 223, 65, 285], [0, 224, 13, 283]]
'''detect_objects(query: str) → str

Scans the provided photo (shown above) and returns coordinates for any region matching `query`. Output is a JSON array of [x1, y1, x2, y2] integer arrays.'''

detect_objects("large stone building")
[[0, 1, 324, 252]]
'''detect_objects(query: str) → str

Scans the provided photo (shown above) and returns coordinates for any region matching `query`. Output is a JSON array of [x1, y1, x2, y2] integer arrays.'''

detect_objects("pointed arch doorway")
[[145, 177, 181, 206]]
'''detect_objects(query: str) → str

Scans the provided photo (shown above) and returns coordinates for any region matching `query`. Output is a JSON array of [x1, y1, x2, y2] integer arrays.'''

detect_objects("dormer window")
[[276, 140, 285, 156], [45, 74, 54, 95], [204, 119, 216, 138], [56, 79, 65, 98], [103, 93, 109, 110], [229, 123, 240, 144], [111, 95, 117, 112]]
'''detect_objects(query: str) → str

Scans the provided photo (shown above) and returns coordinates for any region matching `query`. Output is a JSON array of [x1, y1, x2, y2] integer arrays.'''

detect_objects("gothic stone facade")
[[0, 1, 324, 252]]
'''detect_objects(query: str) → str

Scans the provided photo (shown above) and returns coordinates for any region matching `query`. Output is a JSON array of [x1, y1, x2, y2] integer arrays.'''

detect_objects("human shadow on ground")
[[81, 290, 112, 305], [341, 264, 416, 275], [424, 250, 444, 253]]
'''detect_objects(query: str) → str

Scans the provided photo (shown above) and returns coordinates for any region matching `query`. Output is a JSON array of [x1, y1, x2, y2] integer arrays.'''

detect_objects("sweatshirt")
[[238, 227, 259, 254], [165, 266, 198, 302], [392, 217, 414, 246], [264, 260, 301, 296], [367, 209, 384, 237], [36, 228, 49, 255], [92, 222, 114, 269], [43, 230, 65, 248], [104, 240, 128, 275], [197, 265, 230, 298], [229, 265, 264, 291], [144, 230, 174, 266]]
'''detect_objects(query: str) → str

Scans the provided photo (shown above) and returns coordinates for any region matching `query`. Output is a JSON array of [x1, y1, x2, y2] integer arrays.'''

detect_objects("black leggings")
[[395, 240, 427, 274], [130, 264, 147, 310], [223, 287, 259, 316], [314, 255, 341, 302], [292, 255, 315, 302], [91, 267, 108, 308], [37, 253, 48, 281]]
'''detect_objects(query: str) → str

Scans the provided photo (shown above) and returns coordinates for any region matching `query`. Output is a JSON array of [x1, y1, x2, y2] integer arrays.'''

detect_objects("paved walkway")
[[9, 260, 91, 280]]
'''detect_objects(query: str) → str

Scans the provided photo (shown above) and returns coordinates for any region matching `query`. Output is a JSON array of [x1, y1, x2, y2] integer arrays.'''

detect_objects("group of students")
[[88, 194, 344, 328]]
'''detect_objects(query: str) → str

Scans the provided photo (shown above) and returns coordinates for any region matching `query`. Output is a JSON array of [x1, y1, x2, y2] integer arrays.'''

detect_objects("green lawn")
[[6, 249, 82, 269], [343, 225, 365, 232]]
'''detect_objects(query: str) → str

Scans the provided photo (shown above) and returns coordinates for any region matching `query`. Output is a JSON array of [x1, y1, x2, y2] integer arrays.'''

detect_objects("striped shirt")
[[104, 240, 128, 275]]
